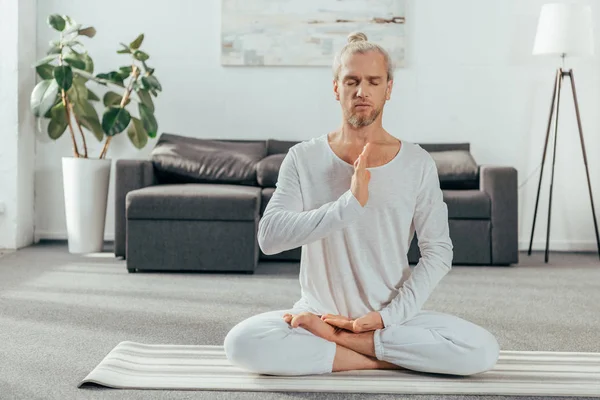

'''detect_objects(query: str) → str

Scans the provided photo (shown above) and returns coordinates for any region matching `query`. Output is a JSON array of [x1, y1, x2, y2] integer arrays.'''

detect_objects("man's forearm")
[[258, 190, 365, 255]]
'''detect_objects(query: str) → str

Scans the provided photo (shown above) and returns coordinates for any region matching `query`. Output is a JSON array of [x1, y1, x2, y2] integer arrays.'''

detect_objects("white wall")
[[0, 0, 36, 250], [34, 0, 600, 251]]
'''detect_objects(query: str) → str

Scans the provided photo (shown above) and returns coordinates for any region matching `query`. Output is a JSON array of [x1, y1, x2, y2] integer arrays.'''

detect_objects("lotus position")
[[224, 32, 500, 376]]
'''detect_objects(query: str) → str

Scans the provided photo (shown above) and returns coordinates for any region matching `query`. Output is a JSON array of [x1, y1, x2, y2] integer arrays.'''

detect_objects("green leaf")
[[102, 106, 131, 136], [141, 75, 161, 92], [87, 89, 100, 102], [103, 91, 129, 107], [119, 66, 133, 76], [47, 103, 68, 139], [48, 14, 66, 31], [44, 96, 61, 118], [66, 46, 80, 55], [127, 117, 148, 149], [72, 100, 104, 142], [133, 50, 149, 61], [53, 65, 73, 91], [117, 43, 131, 54], [63, 23, 82, 35], [48, 117, 68, 140], [64, 16, 76, 26], [96, 71, 125, 87], [137, 89, 154, 112], [138, 103, 157, 138], [36, 64, 55, 80], [34, 54, 58, 67], [78, 26, 96, 38], [47, 46, 62, 55], [30, 79, 59, 117], [64, 39, 84, 48], [72, 68, 107, 85], [63, 54, 86, 70], [130, 34, 145, 50], [81, 53, 94, 74], [66, 75, 88, 104]]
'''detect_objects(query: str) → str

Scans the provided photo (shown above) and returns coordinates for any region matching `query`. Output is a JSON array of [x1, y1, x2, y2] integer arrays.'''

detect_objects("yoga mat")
[[79, 341, 600, 397]]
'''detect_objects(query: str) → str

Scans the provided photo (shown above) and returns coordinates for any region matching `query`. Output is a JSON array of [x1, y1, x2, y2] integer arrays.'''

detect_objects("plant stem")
[[99, 64, 140, 159], [62, 90, 80, 158], [99, 137, 112, 159], [59, 39, 80, 158], [71, 103, 88, 158]]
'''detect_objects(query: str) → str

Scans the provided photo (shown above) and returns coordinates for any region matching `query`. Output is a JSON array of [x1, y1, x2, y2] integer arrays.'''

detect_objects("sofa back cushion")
[[256, 153, 285, 187], [429, 150, 479, 190], [267, 139, 300, 155], [150, 133, 268, 185]]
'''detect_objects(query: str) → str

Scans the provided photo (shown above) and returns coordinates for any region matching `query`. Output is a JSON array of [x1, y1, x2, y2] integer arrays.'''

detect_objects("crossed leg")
[[224, 308, 499, 376], [282, 311, 402, 372]]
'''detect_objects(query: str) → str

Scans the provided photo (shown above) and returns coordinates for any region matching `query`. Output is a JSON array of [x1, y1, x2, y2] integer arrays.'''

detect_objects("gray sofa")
[[115, 133, 518, 273]]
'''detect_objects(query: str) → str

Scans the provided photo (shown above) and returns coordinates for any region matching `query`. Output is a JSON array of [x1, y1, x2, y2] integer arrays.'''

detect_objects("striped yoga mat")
[[78, 341, 600, 397]]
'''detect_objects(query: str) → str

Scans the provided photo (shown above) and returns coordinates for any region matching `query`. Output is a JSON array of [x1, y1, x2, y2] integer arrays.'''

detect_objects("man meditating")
[[224, 32, 500, 376]]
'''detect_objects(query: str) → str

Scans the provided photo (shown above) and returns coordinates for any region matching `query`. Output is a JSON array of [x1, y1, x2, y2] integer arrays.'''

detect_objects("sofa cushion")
[[150, 133, 268, 185], [430, 150, 479, 190], [261, 187, 275, 215], [443, 190, 490, 219], [267, 139, 300, 155], [256, 154, 285, 187], [126, 184, 261, 221]]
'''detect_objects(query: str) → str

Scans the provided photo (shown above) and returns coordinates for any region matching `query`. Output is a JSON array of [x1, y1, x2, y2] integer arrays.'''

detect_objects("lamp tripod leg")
[[545, 71, 563, 263], [569, 70, 600, 260], [529, 69, 561, 256]]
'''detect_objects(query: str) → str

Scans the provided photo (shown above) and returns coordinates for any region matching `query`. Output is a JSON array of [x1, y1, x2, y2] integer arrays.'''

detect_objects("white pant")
[[224, 307, 500, 376]]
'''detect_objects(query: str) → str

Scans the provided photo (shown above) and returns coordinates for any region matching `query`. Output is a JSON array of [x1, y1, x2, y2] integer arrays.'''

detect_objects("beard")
[[347, 106, 382, 128]]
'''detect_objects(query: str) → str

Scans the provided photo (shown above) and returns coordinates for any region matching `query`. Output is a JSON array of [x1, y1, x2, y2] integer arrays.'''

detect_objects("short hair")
[[332, 32, 394, 82]]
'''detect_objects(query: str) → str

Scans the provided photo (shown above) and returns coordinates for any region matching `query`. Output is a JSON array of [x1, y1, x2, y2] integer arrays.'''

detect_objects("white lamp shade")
[[532, 3, 594, 56]]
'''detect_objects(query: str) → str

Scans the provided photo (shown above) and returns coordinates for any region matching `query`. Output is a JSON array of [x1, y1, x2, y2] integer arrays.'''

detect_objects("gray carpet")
[[1, 241, 599, 400]]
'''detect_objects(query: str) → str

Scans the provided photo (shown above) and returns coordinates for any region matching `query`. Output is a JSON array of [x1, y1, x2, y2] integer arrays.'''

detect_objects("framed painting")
[[221, 0, 405, 67]]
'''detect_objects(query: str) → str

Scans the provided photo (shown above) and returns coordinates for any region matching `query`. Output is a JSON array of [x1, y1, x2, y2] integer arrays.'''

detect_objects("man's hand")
[[351, 143, 371, 207], [321, 311, 384, 333]]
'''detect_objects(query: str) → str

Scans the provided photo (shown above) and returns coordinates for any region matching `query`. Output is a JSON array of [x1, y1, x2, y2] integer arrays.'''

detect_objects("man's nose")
[[356, 82, 368, 98]]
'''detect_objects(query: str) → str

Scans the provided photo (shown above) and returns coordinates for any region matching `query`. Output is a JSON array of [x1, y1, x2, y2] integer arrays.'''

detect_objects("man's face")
[[334, 51, 393, 128]]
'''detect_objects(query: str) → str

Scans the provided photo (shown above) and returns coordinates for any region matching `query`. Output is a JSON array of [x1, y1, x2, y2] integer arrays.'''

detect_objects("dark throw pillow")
[[256, 153, 286, 187], [150, 133, 268, 185], [429, 150, 479, 190]]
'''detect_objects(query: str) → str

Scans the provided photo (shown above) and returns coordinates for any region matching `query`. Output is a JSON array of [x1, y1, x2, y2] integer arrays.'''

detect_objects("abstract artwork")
[[221, 0, 405, 67]]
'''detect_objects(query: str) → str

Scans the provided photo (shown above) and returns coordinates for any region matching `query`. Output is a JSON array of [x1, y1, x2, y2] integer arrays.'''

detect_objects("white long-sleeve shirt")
[[257, 133, 453, 327]]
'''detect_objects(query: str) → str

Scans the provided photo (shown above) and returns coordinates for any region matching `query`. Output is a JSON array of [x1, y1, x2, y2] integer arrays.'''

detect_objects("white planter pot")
[[62, 157, 112, 254]]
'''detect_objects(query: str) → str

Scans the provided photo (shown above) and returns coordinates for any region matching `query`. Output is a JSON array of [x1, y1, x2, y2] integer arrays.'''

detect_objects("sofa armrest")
[[479, 165, 519, 265], [114, 160, 156, 258]]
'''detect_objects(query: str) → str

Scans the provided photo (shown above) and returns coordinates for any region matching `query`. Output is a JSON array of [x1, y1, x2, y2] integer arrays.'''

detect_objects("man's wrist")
[[355, 311, 384, 331], [373, 311, 384, 329]]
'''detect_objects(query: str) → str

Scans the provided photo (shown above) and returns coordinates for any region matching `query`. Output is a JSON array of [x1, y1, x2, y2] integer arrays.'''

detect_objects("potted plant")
[[30, 14, 161, 253]]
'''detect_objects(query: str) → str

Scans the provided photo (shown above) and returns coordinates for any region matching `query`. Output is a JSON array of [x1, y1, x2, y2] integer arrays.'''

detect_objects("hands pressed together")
[[320, 311, 384, 333], [282, 310, 384, 341]]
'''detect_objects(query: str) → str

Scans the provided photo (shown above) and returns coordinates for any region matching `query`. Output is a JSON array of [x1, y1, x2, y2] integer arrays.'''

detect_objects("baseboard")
[[519, 240, 599, 252], [35, 231, 115, 242]]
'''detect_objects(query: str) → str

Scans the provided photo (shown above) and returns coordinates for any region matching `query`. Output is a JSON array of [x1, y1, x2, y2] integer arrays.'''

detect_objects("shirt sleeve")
[[378, 154, 453, 327], [258, 147, 366, 255]]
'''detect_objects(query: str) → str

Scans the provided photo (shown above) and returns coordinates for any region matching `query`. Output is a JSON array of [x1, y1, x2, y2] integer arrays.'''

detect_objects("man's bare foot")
[[283, 312, 339, 341]]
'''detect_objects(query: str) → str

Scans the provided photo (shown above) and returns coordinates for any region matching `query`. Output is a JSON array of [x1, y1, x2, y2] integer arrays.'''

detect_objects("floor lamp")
[[528, 3, 600, 263]]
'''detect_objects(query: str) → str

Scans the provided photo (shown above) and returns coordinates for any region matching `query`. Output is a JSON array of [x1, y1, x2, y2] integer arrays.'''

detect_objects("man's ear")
[[333, 79, 340, 100], [386, 80, 393, 100]]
